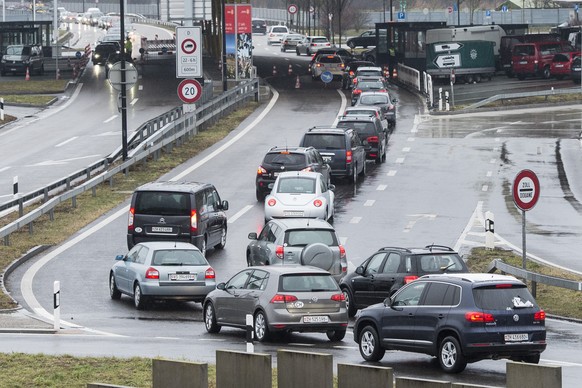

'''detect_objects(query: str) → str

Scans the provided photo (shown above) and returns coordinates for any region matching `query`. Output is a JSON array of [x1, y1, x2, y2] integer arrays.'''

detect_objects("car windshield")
[[285, 229, 338, 247], [356, 81, 385, 90], [6, 46, 27, 55], [264, 152, 306, 167], [473, 285, 538, 310], [277, 177, 316, 194], [337, 121, 377, 136], [302, 134, 345, 149], [134, 192, 190, 216], [416, 254, 467, 272], [152, 249, 207, 266], [359, 95, 389, 105], [280, 274, 339, 292], [272, 27, 287, 33], [358, 70, 382, 77]]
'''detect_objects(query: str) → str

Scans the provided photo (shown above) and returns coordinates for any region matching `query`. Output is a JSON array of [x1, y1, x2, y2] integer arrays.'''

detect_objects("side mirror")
[[329, 184, 336, 191], [115, 254, 125, 261], [355, 265, 364, 275], [217, 282, 226, 290], [221, 200, 229, 211], [248, 232, 258, 240]]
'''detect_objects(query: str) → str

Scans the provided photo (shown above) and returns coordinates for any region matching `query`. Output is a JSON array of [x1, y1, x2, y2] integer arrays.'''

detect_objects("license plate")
[[284, 211, 304, 217], [170, 273, 196, 281], [322, 156, 332, 162], [504, 333, 528, 342], [556, 64, 564, 68], [303, 316, 329, 323], [519, 61, 528, 65], [151, 226, 173, 233]]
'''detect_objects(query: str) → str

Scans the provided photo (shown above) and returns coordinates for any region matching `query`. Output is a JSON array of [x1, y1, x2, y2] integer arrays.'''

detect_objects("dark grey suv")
[[336, 115, 387, 164], [299, 127, 367, 183], [353, 273, 547, 373]]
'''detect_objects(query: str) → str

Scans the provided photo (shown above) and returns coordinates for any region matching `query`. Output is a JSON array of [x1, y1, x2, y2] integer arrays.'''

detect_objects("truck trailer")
[[425, 40, 496, 83]]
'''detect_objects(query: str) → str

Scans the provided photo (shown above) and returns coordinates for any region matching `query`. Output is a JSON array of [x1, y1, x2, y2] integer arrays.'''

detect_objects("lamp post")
[[457, 0, 460, 26], [221, 0, 227, 92], [53, 0, 59, 80], [390, 0, 393, 21]]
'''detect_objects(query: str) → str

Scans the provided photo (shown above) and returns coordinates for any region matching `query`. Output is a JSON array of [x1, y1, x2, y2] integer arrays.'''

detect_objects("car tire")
[[350, 164, 358, 184], [542, 66, 551, 79], [342, 287, 357, 317], [381, 146, 387, 163], [438, 336, 467, 373], [215, 226, 227, 249], [555, 75, 564, 80], [521, 354, 541, 364], [254, 310, 271, 342], [517, 74, 525, 80], [133, 283, 147, 310], [256, 189, 265, 202], [109, 273, 121, 300], [246, 252, 253, 267], [326, 329, 346, 341], [296, 49, 300, 56], [204, 302, 221, 333], [358, 325, 385, 361], [359, 160, 367, 177]]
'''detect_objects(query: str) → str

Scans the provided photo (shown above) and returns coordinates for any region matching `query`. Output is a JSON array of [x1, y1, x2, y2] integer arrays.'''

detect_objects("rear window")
[[302, 134, 346, 149], [7, 46, 27, 55], [345, 109, 377, 117], [313, 38, 328, 43], [473, 285, 538, 310], [358, 70, 382, 77], [553, 53, 570, 62], [276, 177, 316, 194], [513, 45, 535, 56], [272, 27, 288, 33], [134, 191, 190, 216], [337, 121, 377, 136], [152, 249, 207, 266], [359, 94, 389, 105], [357, 81, 385, 90], [263, 152, 306, 167], [280, 274, 339, 292], [285, 229, 338, 247], [416, 254, 467, 273], [540, 43, 561, 55], [318, 55, 341, 64]]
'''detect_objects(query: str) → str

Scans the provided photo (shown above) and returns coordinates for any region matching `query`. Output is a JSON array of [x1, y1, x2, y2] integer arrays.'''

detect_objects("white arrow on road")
[[27, 155, 101, 167], [433, 42, 463, 53], [434, 53, 461, 68]]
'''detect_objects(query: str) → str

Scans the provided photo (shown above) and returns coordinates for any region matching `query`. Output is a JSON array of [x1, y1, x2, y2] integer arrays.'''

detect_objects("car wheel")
[[326, 329, 346, 342], [256, 189, 264, 202], [350, 164, 358, 184], [246, 252, 252, 267], [438, 336, 467, 373], [381, 146, 387, 163], [348, 41, 356, 49], [376, 152, 382, 164], [358, 325, 385, 361], [109, 273, 121, 300], [215, 226, 227, 249], [254, 311, 271, 342], [359, 160, 367, 176], [342, 287, 357, 317], [133, 283, 147, 310], [204, 302, 221, 333], [521, 354, 541, 364], [542, 66, 551, 79], [296, 49, 300, 56]]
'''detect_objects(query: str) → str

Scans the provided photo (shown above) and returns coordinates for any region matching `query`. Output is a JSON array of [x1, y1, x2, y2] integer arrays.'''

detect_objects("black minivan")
[[127, 182, 229, 256]]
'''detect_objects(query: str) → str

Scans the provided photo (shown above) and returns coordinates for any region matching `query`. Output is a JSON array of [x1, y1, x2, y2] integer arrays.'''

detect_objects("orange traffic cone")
[[288, 64, 293, 75], [272, 65, 277, 76], [25, 67, 30, 81], [295, 76, 301, 89]]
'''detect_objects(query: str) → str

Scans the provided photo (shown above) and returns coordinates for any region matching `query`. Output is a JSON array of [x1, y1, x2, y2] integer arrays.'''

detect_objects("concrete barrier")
[[338, 363, 393, 388], [396, 377, 451, 388], [152, 358, 207, 388], [277, 349, 333, 388], [506, 361, 562, 388], [216, 350, 271, 388]]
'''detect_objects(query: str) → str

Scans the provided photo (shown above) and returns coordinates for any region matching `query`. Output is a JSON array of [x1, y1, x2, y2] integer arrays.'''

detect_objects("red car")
[[550, 51, 581, 80]]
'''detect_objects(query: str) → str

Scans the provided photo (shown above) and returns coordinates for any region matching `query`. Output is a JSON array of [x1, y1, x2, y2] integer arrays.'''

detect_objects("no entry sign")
[[512, 169, 540, 211]]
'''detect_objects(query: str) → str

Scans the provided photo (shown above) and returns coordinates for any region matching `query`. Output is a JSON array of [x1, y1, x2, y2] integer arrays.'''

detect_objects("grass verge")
[[0, 79, 71, 107], [0, 102, 259, 309]]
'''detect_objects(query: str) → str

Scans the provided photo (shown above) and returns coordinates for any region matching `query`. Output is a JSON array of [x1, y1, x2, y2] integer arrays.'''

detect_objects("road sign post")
[[513, 169, 540, 270]]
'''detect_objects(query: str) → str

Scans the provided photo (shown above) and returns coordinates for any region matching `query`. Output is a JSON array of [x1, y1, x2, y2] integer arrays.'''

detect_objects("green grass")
[[0, 79, 70, 107]]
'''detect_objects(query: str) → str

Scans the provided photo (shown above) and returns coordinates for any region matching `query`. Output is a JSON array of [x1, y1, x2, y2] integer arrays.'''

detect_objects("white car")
[[267, 25, 290, 45], [264, 171, 335, 222]]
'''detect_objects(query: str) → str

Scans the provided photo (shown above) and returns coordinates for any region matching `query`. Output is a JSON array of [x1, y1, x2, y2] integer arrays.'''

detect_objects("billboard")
[[225, 4, 253, 80]]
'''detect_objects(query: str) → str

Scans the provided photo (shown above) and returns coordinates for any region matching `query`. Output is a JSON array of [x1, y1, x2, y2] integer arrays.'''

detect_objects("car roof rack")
[[378, 247, 412, 253], [424, 244, 455, 252]]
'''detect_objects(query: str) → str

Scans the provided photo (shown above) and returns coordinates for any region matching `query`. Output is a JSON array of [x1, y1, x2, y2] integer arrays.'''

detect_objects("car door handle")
[[438, 314, 445, 319], [408, 313, 414, 317]]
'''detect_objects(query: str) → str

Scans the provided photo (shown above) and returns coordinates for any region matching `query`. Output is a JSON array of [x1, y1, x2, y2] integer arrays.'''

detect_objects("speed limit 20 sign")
[[177, 79, 202, 104], [512, 169, 540, 211]]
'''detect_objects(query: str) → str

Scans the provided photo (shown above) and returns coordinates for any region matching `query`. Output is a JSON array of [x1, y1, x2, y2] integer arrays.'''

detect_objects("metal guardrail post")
[[72, 196, 77, 208], [18, 198, 24, 217]]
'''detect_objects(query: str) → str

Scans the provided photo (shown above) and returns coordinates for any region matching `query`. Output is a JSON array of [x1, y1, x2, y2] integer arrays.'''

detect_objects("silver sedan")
[[264, 171, 335, 222], [109, 241, 216, 310]]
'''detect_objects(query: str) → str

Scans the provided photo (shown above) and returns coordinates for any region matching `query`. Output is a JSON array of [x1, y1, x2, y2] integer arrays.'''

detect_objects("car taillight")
[[276, 245, 284, 259], [191, 209, 198, 233], [534, 310, 546, 321], [267, 198, 277, 206], [145, 267, 159, 279], [340, 63, 345, 69], [316, 63, 322, 68], [465, 312, 495, 323], [313, 199, 323, 207], [349, 71, 354, 76], [352, 78, 358, 84], [270, 294, 298, 303], [339, 244, 346, 259], [127, 207, 135, 231], [346, 150, 352, 163], [257, 166, 267, 175], [367, 136, 379, 143], [404, 275, 418, 284], [205, 268, 215, 279], [310, 43, 316, 46], [331, 293, 345, 302], [379, 89, 387, 93], [353, 89, 362, 95]]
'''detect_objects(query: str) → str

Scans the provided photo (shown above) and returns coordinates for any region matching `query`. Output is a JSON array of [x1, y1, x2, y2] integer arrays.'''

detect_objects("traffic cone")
[[25, 67, 30, 81], [295, 75, 301, 89], [288, 64, 293, 75], [272, 65, 277, 76]]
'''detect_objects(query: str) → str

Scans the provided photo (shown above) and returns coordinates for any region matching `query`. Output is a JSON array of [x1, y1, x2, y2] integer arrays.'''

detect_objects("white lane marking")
[[387, 170, 397, 176], [486, 171, 492, 177], [130, 98, 138, 105], [21, 90, 283, 329], [0, 166, 11, 173], [333, 346, 358, 350], [170, 89, 280, 182], [540, 359, 582, 368], [377, 184, 387, 191], [395, 157, 405, 164], [228, 205, 253, 224], [93, 131, 119, 137], [482, 185, 489, 192], [454, 201, 482, 252], [27, 155, 101, 166], [364, 200, 375, 207], [403, 214, 436, 233], [104, 115, 117, 123], [349, 217, 362, 224], [407, 137, 415, 142], [490, 158, 496, 163], [138, 85, 143, 90], [402, 147, 411, 152], [333, 89, 348, 127], [55, 136, 78, 148]]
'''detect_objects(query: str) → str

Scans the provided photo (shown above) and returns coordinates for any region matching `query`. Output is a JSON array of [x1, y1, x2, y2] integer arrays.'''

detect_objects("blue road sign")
[[398, 12, 405, 20], [320, 71, 333, 83], [485, 10, 491, 17], [75, 51, 82, 59], [502, 5, 508, 12], [575, 4, 579, 11]]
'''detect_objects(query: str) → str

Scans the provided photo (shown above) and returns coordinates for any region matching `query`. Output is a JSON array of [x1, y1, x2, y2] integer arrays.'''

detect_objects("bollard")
[[246, 314, 254, 353], [1, 97, 4, 121], [445, 91, 450, 111], [485, 211, 495, 249], [13, 176, 18, 197], [54, 281, 60, 332], [438, 88, 443, 111]]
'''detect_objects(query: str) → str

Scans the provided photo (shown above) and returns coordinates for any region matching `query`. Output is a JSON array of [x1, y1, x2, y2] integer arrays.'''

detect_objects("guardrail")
[[487, 258, 582, 297], [0, 78, 260, 245], [465, 87, 582, 110]]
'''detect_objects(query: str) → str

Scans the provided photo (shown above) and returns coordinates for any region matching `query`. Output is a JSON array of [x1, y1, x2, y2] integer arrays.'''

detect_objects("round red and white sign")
[[181, 38, 197, 55], [177, 79, 202, 104], [288, 4, 298, 14], [512, 169, 540, 211]]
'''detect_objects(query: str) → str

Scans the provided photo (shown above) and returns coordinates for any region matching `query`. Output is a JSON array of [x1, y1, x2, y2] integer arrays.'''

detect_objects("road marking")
[[377, 184, 387, 191], [403, 214, 436, 233], [364, 200, 375, 207], [407, 137, 415, 142], [349, 217, 361, 224], [490, 158, 496, 164], [482, 185, 489, 192], [55, 136, 78, 147], [395, 157, 405, 164], [0, 166, 11, 173], [454, 201, 482, 252], [27, 155, 101, 166], [138, 85, 143, 90], [402, 147, 411, 152], [332, 89, 348, 127], [387, 170, 397, 176], [104, 115, 118, 123], [130, 98, 138, 105], [333, 345, 358, 350], [486, 171, 492, 177], [228, 205, 253, 224], [93, 131, 119, 137]]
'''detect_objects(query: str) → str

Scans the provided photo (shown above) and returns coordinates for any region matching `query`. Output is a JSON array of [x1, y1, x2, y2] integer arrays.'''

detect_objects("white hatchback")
[[267, 25, 290, 45]]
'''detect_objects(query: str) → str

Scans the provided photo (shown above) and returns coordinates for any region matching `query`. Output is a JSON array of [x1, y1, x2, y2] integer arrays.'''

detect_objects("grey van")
[[1, 45, 44, 76], [127, 182, 229, 256]]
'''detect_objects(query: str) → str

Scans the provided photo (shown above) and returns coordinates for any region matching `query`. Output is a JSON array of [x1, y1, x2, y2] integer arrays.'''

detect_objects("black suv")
[[1, 44, 44, 76], [92, 41, 121, 65], [336, 115, 387, 164], [127, 181, 229, 256], [256, 146, 331, 201], [252, 18, 267, 35], [299, 127, 366, 183], [340, 245, 469, 317], [353, 273, 547, 373], [341, 60, 375, 90]]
